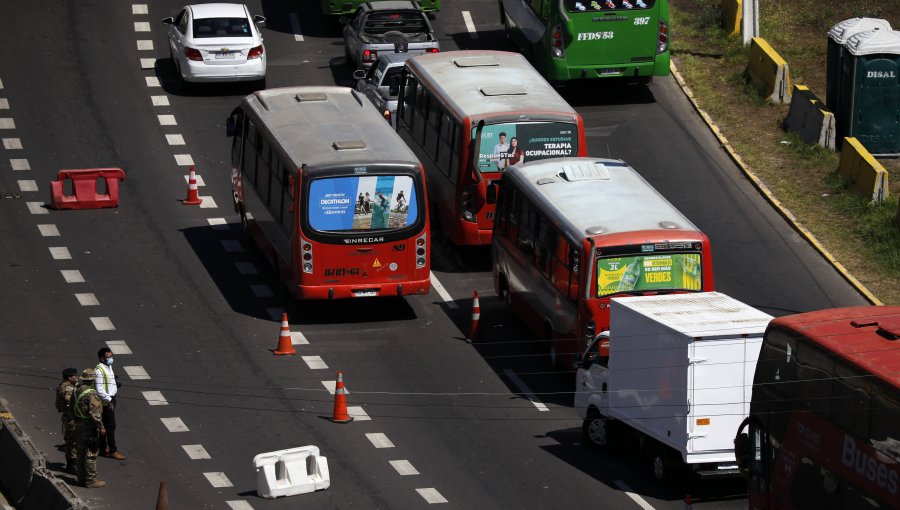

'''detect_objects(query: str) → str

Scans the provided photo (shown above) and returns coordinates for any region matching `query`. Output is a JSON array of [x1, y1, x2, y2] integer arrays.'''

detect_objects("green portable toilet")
[[836, 29, 900, 155], [826, 18, 892, 112]]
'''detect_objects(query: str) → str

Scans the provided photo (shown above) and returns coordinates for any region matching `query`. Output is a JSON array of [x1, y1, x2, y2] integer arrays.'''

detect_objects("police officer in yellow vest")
[[54, 367, 79, 474], [95, 347, 126, 460], [72, 368, 106, 488]]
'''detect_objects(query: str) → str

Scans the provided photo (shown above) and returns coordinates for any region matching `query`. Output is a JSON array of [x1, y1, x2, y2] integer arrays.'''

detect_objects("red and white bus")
[[396, 50, 587, 246], [227, 86, 430, 300], [735, 306, 900, 510], [493, 157, 715, 366]]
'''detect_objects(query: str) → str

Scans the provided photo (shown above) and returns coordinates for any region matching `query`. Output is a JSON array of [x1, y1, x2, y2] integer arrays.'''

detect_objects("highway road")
[[0, 1, 867, 509]]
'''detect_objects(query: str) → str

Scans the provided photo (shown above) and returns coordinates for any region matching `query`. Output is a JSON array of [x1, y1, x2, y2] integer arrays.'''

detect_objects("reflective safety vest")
[[72, 387, 97, 419], [95, 363, 114, 402]]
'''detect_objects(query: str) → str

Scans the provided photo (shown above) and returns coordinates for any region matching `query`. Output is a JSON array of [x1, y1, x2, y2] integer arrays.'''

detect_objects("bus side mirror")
[[486, 182, 498, 204], [734, 432, 750, 476], [226, 117, 238, 137], [161, 17, 174, 25]]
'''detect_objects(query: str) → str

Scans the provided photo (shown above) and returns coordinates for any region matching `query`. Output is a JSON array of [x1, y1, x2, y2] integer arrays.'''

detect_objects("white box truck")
[[574, 292, 773, 482]]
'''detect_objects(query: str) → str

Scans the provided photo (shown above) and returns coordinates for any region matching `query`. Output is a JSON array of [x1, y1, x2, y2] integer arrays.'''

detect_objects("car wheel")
[[645, 443, 680, 484], [582, 413, 612, 449]]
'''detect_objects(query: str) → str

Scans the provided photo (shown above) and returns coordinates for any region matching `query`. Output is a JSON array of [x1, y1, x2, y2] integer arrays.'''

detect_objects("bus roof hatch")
[[333, 140, 367, 150], [295, 92, 328, 103], [560, 163, 611, 182], [479, 85, 527, 96], [453, 56, 500, 68]]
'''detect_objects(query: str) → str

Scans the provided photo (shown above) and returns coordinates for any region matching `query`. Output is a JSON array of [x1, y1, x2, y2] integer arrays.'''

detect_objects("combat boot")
[[84, 480, 107, 489], [65, 459, 76, 475]]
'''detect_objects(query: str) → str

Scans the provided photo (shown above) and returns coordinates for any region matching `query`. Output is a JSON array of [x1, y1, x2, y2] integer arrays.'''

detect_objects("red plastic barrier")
[[50, 168, 125, 210]]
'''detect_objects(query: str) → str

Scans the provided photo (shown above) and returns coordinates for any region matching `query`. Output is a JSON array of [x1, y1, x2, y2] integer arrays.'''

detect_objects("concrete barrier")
[[19, 469, 87, 510], [721, 0, 741, 35], [783, 85, 836, 149], [254, 445, 330, 499], [838, 137, 891, 203], [746, 37, 792, 103]]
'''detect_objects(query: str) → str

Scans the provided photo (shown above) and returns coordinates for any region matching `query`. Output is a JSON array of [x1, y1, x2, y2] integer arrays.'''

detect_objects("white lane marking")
[[174, 154, 194, 166], [0, 118, 14, 129], [251, 284, 273, 298], [146, 76, 161, 87], [182, 444, 211, 460], [226, 501, 254, 510], [183, 173, 205, 186], [11, 159, 30, 170], [132, 4, 148, 14], [429, 271, 458, 309], [134, 21, 151, 32], [503, 369, 549, 412], [61, 270, 84, 283], [222, 240, 244, 253], [389, 459, 419, 475], [137, 40, 154, 51], [198, 195, 218, 208], [19, 180, 37, 193], [124, 365, 150, 380], [38, 224, 59, 237], [49, 247, 71, 259], [28, 202, 48, 215], [75, 293, 99, 306], [106, 340, 132, 355], [140, 58, 156, 69], [204, 472, 233, 488], [302, 356, 328, 370], [321, 380, 348, 395], [142, 391, 168, 405], [151, 95, 169, 106], [347, 406, 370, 421], [3, 138, 22, 149], [161, 417, 189, 432], [365, 433, 394, 449], [0, 78, 4, 88], [165, 134, 185, 145], [461, 11, 478, 39], [90, 317, 115, 331], [291, 332, 308, 345], [289, 13, 304, 42], [266, 308, 282, 321], [416, 488, 448, 504], [207, 217, 229, 229], [613, 480, 657, 510], [158, 114, 177, 126], [0, 98, 8, 109], [235, 262, 258, 275]]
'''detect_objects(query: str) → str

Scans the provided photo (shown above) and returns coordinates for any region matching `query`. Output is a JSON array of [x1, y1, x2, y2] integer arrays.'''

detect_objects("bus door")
[[561, 0, 661, 70]]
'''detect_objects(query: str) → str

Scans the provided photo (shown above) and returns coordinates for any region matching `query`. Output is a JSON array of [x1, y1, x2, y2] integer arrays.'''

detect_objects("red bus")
[[736, 306, 900, 510], [227, 86, 430, 299], [396, 50, 587, 246], [492, 157, 714, 367]]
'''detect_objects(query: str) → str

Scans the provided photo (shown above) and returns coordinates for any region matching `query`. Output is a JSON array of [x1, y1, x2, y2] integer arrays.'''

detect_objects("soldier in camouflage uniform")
[[72, 368, 107, 488], [54, 367, 79, 474]]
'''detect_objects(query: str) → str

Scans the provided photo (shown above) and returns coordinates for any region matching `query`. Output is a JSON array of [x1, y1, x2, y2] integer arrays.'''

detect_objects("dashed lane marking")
[[49, 247, 71, 259], [347, 406, 370, 421], [11, 158, 30, 170], [0, 118, 14, 129], [90, 316, 115, 331], [140, 58, 156, 69], [250, 284, 273, 298], [61, 270, 85, 283], [137, 40, 154, 51], [613, 480, 656, 510], [235, 262, 258, 275], [106, 340, 132, 355], [429, 271, 458, 309], [289, 13, 304, 42], [38, 224, 59, 237], [416, 488, 448, 504], [321, 380, 348, 395], [291, 332, 308, 345], [174, 154, 194, 166], [151, 95, 169, 106], [28, 202, 48, 215], [389, 459, 419, 475], [302, 356, 328, 370], [134, 21, 151, 32], [204, 472, 233, 488], [198, 195, 217, 208], [221, 240, 243, 253], [226, 501, 254, 510], [207, 217, 229, 229], [161, 417, 189, 432], [3, 138, 22, 149], [183, 173, 205, 186], [19, 179, 37, 191], [461, 11, 478, 39], [365, 433, 394, 449], [503, 369, 549, 412], [145, 76, 161, 87], [182, 444, 211, 460], [0, 98, 8, 110], [158, 114, 177, 126], [266, 308, 282, 321], [132, 4, 148, 14], [124, 366, 150, 380], [165, 134, 185, 145], [142, 391, 168, 406], [75, 293, 99, 306]]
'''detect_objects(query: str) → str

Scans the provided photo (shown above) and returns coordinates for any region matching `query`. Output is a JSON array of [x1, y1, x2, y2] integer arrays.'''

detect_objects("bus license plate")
[[355, 290, 378, 297]]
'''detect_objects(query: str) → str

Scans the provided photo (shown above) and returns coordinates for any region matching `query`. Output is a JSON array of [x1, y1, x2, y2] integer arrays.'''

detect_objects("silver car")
[[342, 1, 439, 70]]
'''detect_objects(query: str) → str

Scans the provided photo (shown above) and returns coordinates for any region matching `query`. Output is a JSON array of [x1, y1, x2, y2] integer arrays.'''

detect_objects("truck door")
[[575, 336, 610, 411], [688, 339, 746, 456]]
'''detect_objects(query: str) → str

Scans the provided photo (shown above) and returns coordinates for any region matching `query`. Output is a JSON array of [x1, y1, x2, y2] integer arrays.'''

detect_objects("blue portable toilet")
[[826, 18, 892, 112]]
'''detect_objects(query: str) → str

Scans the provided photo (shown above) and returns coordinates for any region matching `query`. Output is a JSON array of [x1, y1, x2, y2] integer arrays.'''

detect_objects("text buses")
[[499, 0, 670, 83], [397, 50, 586, 245], [227, 86, 430, 300], [493, 157, 714, 366], [736, 306, 900, 510]]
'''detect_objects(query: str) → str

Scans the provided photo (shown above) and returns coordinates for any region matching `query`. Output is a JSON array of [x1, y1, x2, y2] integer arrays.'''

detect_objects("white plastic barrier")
[[253, 445, 330, 499]]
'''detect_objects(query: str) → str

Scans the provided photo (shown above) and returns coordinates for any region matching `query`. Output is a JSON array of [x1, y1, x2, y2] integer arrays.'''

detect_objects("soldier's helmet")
[[79, 368, 96, 381]]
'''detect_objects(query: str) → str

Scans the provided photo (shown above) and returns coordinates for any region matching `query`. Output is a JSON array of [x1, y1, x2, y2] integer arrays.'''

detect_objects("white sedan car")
[[162, 3, 266, 88]]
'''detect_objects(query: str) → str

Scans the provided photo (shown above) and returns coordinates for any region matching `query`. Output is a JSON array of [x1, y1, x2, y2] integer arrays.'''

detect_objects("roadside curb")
[[668, 60, 883, 306]]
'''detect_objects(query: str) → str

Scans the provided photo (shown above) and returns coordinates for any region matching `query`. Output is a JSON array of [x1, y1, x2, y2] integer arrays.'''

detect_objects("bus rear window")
[[475, 122, 578, 173], [596, 253, 701, 297], [564, 0, 655, 11], [307, 175, 418, 232]]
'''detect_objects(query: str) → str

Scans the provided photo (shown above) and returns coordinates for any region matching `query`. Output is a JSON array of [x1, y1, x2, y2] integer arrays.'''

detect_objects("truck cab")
[[353, 53, 411, 128]]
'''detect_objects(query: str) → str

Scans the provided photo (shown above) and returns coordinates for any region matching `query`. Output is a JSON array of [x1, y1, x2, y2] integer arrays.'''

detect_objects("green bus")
[[321, 0, 441, 17], [499, 0, 670, 83]]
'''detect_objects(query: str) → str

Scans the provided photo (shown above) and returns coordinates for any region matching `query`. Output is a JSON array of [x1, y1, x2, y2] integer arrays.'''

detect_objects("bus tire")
[[582, 410, 612, 449], [645, 442, 680, 484]]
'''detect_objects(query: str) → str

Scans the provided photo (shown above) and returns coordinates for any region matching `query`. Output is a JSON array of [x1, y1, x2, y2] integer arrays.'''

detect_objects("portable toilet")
[[836, 29, 900, 155], [826, 18, 892, 113]]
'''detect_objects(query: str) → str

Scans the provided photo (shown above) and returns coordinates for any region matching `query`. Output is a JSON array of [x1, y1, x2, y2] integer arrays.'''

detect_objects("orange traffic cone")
[[273, 312, 296, 355], [155, 481, 169, 510], [330, 371, 353, 423], [466, 290, 481, 343], [182, 166, 203, 205]]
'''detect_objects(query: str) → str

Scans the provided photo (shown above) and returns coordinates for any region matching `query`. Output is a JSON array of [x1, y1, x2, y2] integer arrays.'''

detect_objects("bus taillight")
[[301, 239, 313, 274], [657, 21, 669, 54], [551, 24, 565, 59], [383, 109, 391, 124], [415, 233, 427, 269], [363, 49, 377, 63]]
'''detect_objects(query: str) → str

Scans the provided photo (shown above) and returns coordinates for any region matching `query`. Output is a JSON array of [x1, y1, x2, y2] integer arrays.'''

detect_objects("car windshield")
[[364, 12, 427, 35], [193, 17, 252, 38], [375, 65, 404, 96]]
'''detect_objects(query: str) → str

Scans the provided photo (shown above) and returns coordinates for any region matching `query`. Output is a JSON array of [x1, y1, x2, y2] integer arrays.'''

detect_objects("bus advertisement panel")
[[475, 122, 578, 172], [596, 252, 702, 295], [308, 175, 418, 231]]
